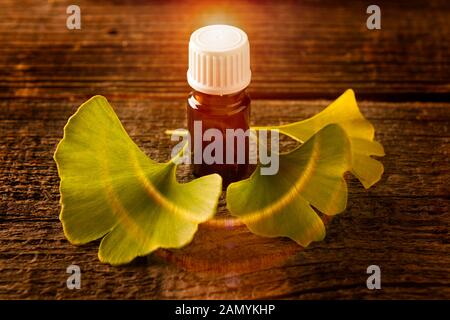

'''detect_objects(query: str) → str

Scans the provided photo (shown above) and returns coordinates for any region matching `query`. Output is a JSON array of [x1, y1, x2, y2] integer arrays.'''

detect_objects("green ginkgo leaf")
[[227, 124, 352, 247], [54, 96, 222, 265], [254, 89, 384, 188]]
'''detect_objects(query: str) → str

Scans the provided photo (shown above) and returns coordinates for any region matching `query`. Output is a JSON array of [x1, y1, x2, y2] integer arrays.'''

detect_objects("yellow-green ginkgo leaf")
[[226, 124, 352, 247], [255, 89, 384, 188], [54, 96, 222, 265]]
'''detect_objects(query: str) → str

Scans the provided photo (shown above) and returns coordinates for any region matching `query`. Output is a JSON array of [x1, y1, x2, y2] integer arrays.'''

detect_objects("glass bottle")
[[186, 25, 252, 187]]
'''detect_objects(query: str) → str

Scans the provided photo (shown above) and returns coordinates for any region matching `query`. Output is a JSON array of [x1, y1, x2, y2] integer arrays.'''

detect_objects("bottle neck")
[[191, 89, 248, 106], [188, 88, 249, 115]]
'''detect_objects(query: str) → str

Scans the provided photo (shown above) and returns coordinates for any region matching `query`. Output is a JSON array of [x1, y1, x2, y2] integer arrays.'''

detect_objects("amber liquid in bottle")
[[187, 89, 251, 187]]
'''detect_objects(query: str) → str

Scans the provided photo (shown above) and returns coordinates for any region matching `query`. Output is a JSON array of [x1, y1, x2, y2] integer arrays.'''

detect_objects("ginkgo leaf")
[[254, 89, 384, 188], [54, 96, 222, 265], [226, 124, 352, 247]]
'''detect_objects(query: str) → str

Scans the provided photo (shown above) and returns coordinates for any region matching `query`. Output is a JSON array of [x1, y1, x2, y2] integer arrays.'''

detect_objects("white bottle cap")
[[187, 25, 251, 96]]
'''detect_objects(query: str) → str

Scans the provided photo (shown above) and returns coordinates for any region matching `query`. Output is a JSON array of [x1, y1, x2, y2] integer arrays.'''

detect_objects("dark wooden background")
[[0, 0, 449, 299]]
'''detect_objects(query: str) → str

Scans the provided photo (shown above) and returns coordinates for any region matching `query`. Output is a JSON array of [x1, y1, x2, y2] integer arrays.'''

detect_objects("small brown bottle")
[[187, 25, 252, 187]]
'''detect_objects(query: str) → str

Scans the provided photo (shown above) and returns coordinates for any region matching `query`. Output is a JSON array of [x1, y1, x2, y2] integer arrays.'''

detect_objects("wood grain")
[[1, 99, 449, 299], [0, 0, 449, 299], [0, 0, 449, 100]]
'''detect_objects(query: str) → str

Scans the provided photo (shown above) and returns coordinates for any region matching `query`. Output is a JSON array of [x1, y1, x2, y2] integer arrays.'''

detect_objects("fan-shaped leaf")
[[227, 124, 352, 247], [54, 96, 222, 265], [256, 89, 384, 188]]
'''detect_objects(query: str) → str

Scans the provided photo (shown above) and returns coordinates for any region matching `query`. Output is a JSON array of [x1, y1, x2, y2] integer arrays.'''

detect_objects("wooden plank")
[[1, 99, 449, 299], [0, 0, 449, 301], [0, 0, 449, 100]]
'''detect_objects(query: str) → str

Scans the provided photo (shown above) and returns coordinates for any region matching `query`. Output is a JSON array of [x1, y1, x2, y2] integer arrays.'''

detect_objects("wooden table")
[[1, 0, 449, 299]]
